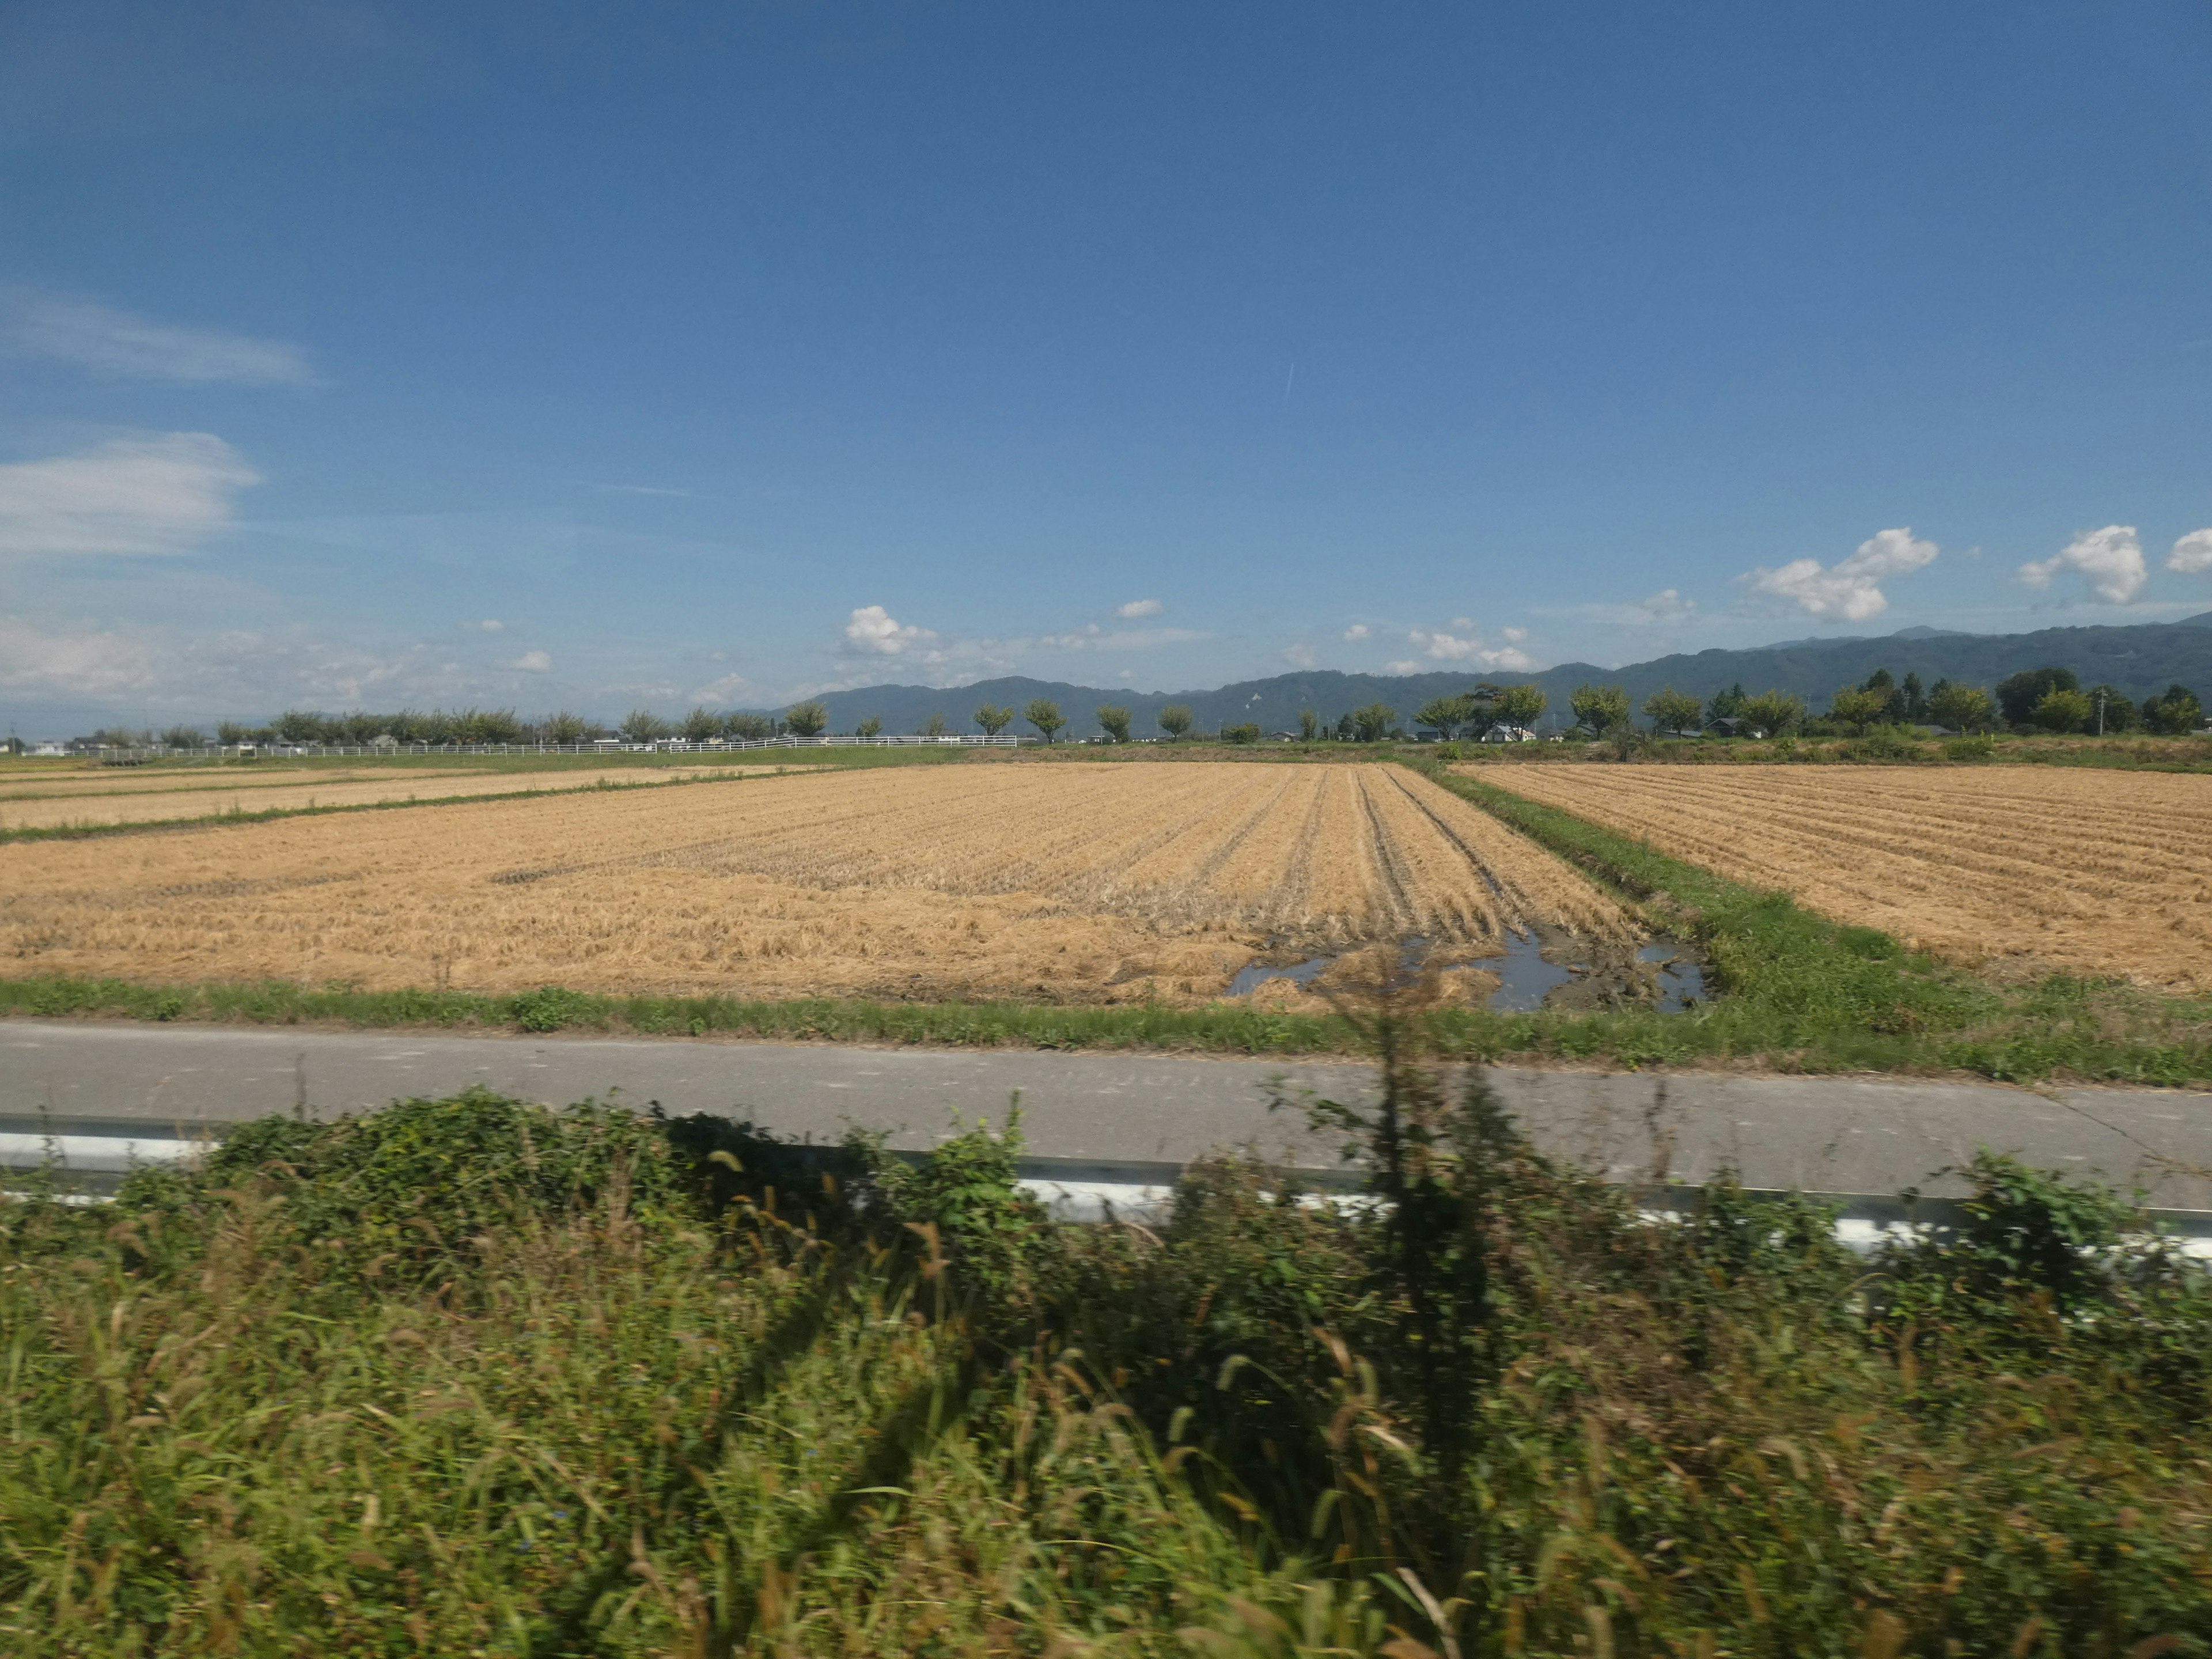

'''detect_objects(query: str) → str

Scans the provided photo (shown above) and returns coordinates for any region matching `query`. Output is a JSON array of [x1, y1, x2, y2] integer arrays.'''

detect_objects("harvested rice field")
[[1475, 763, 2212, 991], [0, 764, 817, 832], [0, 762, 1635, 1003]]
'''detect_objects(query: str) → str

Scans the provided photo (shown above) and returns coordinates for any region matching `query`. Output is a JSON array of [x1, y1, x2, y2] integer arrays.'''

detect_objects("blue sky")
[[3, 0, 2210, 730]]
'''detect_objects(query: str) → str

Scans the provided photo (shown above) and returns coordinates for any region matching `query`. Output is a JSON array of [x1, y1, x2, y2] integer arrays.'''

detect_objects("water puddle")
[[1641, 938, 1705, 1013], [1483, 931, 1577, 1011], [1228, 955, 1336, 997]]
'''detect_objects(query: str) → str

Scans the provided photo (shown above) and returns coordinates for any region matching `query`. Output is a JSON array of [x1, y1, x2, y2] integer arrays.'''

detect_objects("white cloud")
[[841, 604, 940, 657], [508, 650, 552, 673], [1635, 589, 1696, 623], [1487, 646, 1536, 671], [0, 614, 159, 695], [1282, 642, 1316, 669], [1407, 624, 1535, 672], [1116, 599, 1164, 620], [3, 290, 315, 386], [0, 433, 260, 559], [1745, 527, 1938, 621], [475, 619, 505, 633], [1411, 628, 1483, 661], [2018, 525, 2147, 604], [1384, 660, 1421, 675], [688, 671, 752, 705], [1343, 623, 1369, 641], [1502, 625, 1528, 644], [2168, 529, 2212, 574]]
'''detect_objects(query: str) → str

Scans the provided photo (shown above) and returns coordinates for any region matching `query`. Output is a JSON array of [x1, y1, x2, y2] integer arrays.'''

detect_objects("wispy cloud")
[[0, 433, 260, 559], [1282, 641, 1316, 669], [1342, 623, 1370, 641], [507, 650, 552, 672], [1407, 623, 1535, 672], [1745, 527, 1938, 622], [3, 290, 316, 386], [2019, 525, 2146, 604], [1116, 598, 1164, 619]]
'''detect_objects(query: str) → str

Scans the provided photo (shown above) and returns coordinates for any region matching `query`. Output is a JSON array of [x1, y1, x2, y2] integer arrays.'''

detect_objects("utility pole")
[[2096, 689, 2107, 736]]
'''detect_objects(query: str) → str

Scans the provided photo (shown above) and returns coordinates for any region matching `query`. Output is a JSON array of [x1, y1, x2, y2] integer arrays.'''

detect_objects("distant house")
[[1480, 725, 1538, 744]]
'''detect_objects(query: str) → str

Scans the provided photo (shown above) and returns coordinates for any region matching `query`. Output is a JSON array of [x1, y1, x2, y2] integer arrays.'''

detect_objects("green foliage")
[[1094, 703, 1132, 743], [974, 701, 1016, 736], [1022, 698, 1066, 742], [1641, 684, 1703, 734], [783, 699, 830, 738], [1157, 703, 1194, 740], [1493, 681, 1545, 728], [1350, 701, 1396, 743], [159, 725, 203, 749], [854, 715, 882, 740], [722, 711, 774, 741], [1298, 709, 1318, 741], [619, 707, 672, 743], [1737, 686, 1806, 736], [1828, 683, 1893, 733], [2033, 685, 2096, 732], [2085, 683, 2139, 732], [10, 1082, 2212, 1655], [542, 710, 592, 744], [1567, 681, 1630, 733], [2145, 683, 2204, 736], [920, 710, 948, 737], [1415, 695, 1468, 736], [1998, 664, 2080, 725], [1928, 680, 1994, 732], [681, 704, 721, 741], [1219, 722, 1262, 744], [1944, 733, 1997, 760]]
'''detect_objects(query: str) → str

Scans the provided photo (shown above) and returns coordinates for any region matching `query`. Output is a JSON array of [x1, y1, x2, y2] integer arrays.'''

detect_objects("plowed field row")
[[1474, 764, 2212, 991], [1, 762, 1633, 1003], [0, 766, 813, 831]]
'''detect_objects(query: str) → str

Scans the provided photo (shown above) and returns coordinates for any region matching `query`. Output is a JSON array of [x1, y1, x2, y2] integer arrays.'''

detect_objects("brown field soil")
[[1472, 763, 2212, 991], [0, 762, 1633, 1003], [0, 766, 817, 831]]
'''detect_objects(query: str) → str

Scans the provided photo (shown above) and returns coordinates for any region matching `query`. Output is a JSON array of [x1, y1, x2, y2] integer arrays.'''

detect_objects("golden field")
[[1475, 763, 2212, 991], [0, 762, 1631, 1003], [0, 764, 813, 831]]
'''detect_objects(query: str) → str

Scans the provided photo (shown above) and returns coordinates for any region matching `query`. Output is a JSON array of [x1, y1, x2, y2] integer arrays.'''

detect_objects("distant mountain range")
[[767, 614, 2212, 738]]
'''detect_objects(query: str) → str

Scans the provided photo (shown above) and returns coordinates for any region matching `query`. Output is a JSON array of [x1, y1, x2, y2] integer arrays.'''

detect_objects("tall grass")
[[6, 1022, 2210, 1654]]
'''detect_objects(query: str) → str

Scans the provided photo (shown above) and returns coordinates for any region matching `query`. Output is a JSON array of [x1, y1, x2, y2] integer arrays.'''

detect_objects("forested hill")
[[785, 614, 2212, 737]]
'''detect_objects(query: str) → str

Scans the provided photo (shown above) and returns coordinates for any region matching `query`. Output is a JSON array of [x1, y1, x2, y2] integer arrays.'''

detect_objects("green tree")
[[2143, 684, 2203, 736], [1157, 704, 1194, 741], [1219, 722, 1261, 744], [1828, 685, 1892, 734], [1997, 666, 2079, 726], [1094, 704, 1132, 743], [1900, 671, 1927, 722], [855, 715, 883, 740], [783, 700, 830, 738], [1495, 683, 1546, 732], [1737, 689, 1806, 737], [1926, 682, 1994, 733], [1351, 702, 1396, 743], [620, 709, 672, 744], [216, 721, 253, 746], [2032, 687, 2095, 733], [1415, 695, 1468, 737], [722, 712, 774, 741], [681, 706, 721, 741], [1024, 699, 1066, 743], [1298, 709, 1318, 741], [543, 711, 591, 745], [2083, 684, 2137, 733], [1334, 712, 1355, 740], [975, 702, 1016, 736], [161, 725, 204, 749], [922, 711, 948, 737], [1704, 683, 1748, 726], [1643, 686, 1704, 734], [274, 709, 328, 743], [1569, 683, 1631, 733]]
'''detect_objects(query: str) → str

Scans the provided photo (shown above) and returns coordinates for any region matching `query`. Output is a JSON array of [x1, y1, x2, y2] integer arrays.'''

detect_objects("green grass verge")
[[7, 1086, 2209, 1652]]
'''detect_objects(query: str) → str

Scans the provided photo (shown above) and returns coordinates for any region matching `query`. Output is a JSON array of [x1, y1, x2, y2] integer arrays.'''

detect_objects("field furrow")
[[1475, 763, 2212, 990], [2, 760, 1635, 1002]]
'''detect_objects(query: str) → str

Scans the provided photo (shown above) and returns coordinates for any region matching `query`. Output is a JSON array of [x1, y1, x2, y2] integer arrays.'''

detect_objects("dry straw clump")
[[0, 764, 810, 831], [1, 762, 1630, 1003], [1479, 762, 2212, 990]]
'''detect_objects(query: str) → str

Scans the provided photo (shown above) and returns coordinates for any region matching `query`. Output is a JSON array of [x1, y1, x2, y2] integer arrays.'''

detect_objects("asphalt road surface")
[[6, 1020, 2212, 1211]]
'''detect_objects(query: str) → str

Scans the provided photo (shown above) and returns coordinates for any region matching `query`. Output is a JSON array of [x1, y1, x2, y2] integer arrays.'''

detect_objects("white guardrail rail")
[[8, 1123, 2212, 1254]]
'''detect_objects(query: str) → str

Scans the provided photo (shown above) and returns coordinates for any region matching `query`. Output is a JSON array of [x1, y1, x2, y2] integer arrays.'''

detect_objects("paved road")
[[5, 1020, 2211, 1209]]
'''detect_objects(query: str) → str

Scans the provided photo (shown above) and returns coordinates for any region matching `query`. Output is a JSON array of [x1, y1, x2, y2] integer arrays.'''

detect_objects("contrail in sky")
[[1284, 361, 1296, 399]]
